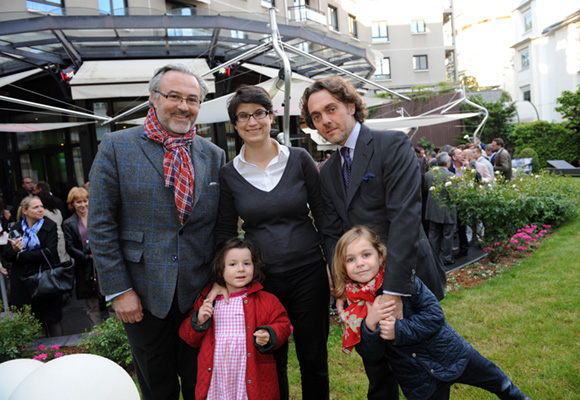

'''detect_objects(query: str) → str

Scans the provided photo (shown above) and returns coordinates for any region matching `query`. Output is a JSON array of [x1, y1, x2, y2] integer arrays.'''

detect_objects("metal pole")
[[269, 7, 292, 146], [0, 95, 109, 122], [283, 42, 411, 101]]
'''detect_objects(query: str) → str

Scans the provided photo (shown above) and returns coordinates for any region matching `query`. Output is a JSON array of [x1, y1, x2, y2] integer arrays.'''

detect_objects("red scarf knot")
[[341, 267, 384, 354]]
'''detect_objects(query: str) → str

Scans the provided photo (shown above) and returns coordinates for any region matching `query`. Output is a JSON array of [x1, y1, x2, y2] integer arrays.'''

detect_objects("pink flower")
[[37, 345, 46, 351], [54, 352, 64, 358], [531, 239, 536, 242], [51, 345, 60, 351], [543, 224, 551, 228], [38, 353, 47, 360], [494, 242, 500, 247]]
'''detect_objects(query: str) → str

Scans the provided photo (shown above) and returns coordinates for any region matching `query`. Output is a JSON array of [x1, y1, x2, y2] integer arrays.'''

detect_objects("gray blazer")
[[88, 126, 225, 319], [320, 125, 446, 299], [424, 167, 456, 225]]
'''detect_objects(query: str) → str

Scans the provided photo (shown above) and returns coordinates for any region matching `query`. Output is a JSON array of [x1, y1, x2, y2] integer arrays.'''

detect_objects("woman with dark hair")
[[63, 187, 102, 326], [4, 196, 63, 337], [215, 85, 330, 399]]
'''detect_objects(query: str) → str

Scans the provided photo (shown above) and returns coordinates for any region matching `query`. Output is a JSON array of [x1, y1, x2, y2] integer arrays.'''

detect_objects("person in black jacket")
[[4, 196, 63, 337], [63, 187, 103, 327], [332, 226, 531, 400]]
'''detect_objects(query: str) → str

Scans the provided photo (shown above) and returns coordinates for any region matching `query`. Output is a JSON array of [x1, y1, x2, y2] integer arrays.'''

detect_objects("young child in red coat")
[[179, 237, 291, 400]]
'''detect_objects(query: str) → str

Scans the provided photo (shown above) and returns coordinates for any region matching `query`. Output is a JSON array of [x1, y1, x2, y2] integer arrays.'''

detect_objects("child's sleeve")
[[253, 293, 292, 353], [355, 322, 386, 361], [178, 288, 212, 348], [393, 278, 445, 347]]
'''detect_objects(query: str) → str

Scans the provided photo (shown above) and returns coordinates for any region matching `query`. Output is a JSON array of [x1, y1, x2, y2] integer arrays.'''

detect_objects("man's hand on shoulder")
[[113, 290, 144, 323]]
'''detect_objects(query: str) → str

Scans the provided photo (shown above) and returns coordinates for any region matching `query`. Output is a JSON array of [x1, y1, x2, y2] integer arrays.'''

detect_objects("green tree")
[[555, 85, 580, 133], [512, 121, 578, 170], [460, 92, 517, 149]]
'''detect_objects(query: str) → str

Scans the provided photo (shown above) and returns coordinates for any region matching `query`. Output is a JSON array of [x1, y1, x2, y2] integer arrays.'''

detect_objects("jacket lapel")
[[347, 126, 374, 205], [188, 135, 207, 214], [140, 133, 165, 180]]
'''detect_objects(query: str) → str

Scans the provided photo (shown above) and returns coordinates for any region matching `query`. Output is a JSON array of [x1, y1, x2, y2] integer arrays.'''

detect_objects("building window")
[[521, 48, 530, 70], [328, 6, 338, 31], [349, 14, 358, 38], [261, 0, 273, 7], [372, 21, 389, 42], [413, 55, 428, 70], [231, 30, 246, 40], [522, 87, 531, 102], [27, 0, 63, 13], [524, 13, 532, 32], [375, 57, 391, 79], [99, 0, 127, 15], [411, 19, 426, 34]]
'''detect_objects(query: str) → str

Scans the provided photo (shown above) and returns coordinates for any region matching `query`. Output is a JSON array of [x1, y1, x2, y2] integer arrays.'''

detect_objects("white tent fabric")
[[0, 69, 43, 88], [302, 113, 479, 137], [69, 59, 214, 100], [0, 121, 93, 132]]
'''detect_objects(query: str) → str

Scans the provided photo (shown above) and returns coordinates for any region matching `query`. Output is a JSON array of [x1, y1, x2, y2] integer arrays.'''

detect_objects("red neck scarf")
[[144, 108, 195, 224], [341, 267, 384, 354]]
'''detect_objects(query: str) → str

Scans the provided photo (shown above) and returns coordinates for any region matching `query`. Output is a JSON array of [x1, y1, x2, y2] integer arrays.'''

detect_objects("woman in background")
[[4, 196, 63, 337], [63, 187, 102, 327]]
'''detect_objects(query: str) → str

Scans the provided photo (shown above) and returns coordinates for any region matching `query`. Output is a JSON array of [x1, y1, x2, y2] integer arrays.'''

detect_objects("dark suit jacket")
[[424, 167, 456, 225], [63, 213, 96, 299], [320, 125, 446, 299], [493, 148, 512, 181], [88, 126, 226, 319]]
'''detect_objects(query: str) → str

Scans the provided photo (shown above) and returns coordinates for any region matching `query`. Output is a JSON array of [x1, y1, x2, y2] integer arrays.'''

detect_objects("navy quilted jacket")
[[357, 278, 473, 400]]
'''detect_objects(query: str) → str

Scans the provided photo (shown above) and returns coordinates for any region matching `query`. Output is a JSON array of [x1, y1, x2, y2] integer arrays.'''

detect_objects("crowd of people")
[[0, 63, 531, 400], [416, 136, 513, 267]]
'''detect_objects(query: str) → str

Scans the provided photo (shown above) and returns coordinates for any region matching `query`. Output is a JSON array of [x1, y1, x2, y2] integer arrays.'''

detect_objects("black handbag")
[[20, 249, 75, 301]]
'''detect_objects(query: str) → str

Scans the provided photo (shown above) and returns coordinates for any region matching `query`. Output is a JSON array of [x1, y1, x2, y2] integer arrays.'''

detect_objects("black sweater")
[[215, 147, 325, 273]]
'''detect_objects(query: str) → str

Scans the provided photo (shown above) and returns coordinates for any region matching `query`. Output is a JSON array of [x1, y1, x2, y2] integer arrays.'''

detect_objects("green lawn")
[[288, 213, 580, 399]]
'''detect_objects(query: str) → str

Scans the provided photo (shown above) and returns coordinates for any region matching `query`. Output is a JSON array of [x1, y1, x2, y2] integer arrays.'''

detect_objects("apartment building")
[[367, 0, 452, 91]]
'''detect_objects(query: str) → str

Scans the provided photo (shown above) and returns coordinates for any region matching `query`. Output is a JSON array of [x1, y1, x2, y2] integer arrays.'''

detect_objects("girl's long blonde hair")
[[332, 225, 387, 299]]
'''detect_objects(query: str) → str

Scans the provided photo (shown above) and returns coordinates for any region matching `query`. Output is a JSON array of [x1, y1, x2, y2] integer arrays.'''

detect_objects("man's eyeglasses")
[[155, 90, 200, 106], [235, 109, 270, 122]]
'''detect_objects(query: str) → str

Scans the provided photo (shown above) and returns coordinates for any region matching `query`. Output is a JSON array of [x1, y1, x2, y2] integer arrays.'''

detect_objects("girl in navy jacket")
[[332, 225, 531, 400]]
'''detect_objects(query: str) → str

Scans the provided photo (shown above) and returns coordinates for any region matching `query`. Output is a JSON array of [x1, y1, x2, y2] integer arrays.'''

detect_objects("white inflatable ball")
[[9, 354, 139, 400], [0, 359, 44, 400]]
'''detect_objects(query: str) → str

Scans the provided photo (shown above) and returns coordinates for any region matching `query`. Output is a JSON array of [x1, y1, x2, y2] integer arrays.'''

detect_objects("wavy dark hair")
[[300, 76, 367, 129], [211, 237, 266, 287]]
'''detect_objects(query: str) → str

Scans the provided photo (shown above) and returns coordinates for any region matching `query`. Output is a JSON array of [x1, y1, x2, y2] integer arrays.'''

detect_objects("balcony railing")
[[288, 5, 326, 26]]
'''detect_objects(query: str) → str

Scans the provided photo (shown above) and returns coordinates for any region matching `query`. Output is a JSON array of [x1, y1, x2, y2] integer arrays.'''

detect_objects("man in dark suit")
[[491, 137, 512, 182], [88, 64, 225, 400], [300, 76, 446, 399], [424, 153, 456, 266]]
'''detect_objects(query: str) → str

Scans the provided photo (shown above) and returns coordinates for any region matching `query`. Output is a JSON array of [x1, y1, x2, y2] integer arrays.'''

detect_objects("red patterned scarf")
[[341, 267, 384, 354], [144, 108, 195, 224]]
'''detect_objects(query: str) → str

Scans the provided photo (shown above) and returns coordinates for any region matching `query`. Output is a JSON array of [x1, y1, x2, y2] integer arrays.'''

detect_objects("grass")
[[288, 213, 580, 399]]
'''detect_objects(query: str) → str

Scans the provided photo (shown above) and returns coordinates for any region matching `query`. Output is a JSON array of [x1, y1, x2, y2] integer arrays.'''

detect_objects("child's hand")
[[253, 329, 270, 346], [379, 316, 396, 340], [365, 295, 395, 331], [197, 298, 214, 325]]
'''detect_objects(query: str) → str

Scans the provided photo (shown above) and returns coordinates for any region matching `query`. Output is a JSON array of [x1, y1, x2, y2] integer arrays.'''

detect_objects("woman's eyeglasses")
[[235, 109, 270, 122]]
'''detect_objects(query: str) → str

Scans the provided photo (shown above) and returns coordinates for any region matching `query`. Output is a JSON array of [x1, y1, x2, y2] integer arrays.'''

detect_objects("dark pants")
[[456, 216, 469, 255], [263, 259, 330, 400], [427, 349, 526, 400], [123, 300, 198, 400], [429, 221, 455, 264], [362, 356, 399, 400]]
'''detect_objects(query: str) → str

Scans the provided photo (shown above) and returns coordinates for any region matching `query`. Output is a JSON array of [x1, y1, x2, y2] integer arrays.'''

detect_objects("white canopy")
[[0, 121, 93, 132], [69, 59, 214, 100]]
